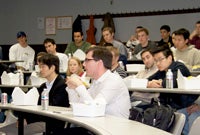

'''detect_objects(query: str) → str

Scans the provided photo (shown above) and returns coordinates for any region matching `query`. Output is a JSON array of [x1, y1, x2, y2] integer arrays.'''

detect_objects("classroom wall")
[[0, 0, 200, 45]]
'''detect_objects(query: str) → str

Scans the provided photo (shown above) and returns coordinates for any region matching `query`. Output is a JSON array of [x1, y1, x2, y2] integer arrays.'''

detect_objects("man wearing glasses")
[[66, 46, 131, 118], [147, 44, 198, 110]]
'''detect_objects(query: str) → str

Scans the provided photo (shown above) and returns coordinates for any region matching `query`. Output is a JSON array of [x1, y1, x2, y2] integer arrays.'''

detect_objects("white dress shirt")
[[67, 70, 131, 119]]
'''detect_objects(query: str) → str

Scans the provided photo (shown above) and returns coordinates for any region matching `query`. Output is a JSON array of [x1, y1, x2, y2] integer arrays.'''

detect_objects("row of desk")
[[128, 87, 200, 95], [0, 104, 172, 135], [126, 70, 200, 76]]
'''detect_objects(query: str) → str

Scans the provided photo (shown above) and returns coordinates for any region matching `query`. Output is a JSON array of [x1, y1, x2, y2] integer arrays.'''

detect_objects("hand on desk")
[[147, 79, 163, 88]]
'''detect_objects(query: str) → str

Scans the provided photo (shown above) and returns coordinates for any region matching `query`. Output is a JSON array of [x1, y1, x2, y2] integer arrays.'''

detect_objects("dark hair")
[[151, 44, 174, 61], [73, 30, 83, 36], [86, 46, 112, 69], [38, 53, 59, 74], [103, 43, 113, 47], [17, 31, 26, 38], [136, 26, 143, 29], [196, 21, 200, 24], [160, 25, 171, 32], [140, 48, 153, 57], [174, 28, 190, 40], [43, 38, 56, 45]]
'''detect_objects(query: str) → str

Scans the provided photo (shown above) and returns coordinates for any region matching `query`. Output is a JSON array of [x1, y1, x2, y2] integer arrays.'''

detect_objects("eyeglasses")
[[84, 58, 96, 62], [155, 57, 166, 64]]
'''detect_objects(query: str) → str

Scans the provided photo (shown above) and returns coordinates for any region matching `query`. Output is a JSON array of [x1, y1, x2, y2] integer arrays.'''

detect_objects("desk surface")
[[0, 60, 24, 63], [0, 104, 172, 135], [0, 85, 39, 88], [128, 87, 200, 94], [126, 70, 200, 76]]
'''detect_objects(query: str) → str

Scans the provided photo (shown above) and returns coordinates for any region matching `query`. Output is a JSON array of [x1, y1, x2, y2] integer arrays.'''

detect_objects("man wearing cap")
[[9, 31, 35, 70]]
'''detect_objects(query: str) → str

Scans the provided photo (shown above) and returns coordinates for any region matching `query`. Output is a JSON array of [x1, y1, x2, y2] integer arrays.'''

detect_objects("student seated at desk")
[[66, 46, 131, 118], [173, 28, 200, 70], [44, 38, 68, 72], [0, 53, 70, 135], [106, 46, 127, 78], [66, 56, 84, 77], [147, 44, 198, 109], [62, 46, 131, 135], [126, 48, 158, 106], [9, 31, 35, 70]]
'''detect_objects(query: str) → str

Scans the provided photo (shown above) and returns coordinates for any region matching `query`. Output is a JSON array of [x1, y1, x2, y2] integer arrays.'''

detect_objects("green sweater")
[[64, 41, 91, 55]]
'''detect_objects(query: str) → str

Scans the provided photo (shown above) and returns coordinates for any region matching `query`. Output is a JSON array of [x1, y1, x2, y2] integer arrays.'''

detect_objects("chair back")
[[169, 112, 185, 135], [189, 116, 200, 135]]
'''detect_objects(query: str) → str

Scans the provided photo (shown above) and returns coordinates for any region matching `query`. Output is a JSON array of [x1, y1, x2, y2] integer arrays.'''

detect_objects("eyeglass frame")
[[154, 57, 166, 64], [84, 58, 98, 62]]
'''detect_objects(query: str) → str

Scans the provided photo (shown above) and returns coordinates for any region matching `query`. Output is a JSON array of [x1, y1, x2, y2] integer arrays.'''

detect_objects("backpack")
[[129, 100, 175, 131]]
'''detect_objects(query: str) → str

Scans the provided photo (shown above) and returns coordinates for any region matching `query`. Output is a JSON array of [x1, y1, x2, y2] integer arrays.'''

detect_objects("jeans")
[[177, 108, 200, 135]]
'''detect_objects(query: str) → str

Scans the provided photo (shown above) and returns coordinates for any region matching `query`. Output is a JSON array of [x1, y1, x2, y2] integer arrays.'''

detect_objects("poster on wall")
[[57, 16, 72, 29], [45, 17, 56, 35]]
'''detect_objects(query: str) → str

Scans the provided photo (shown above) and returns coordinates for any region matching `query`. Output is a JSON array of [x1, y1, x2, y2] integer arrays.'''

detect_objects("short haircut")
[[106, 46, 120, 57], [136, 26, 143, 29], [103, 42, 113, 47], [43, 38, 56, 45], [137, 28, 149, 35], [196, 20, 200, 24], [86, 46, 113, 69], [38, 53, 59, 74], [174, 28, 190, 40], [37, 52, 47, 60], [160, 25, 171, 32], [73, 30, 83, 36], [140, 48, 153, 57], [151, 44, 174, 61], [102, 27, 113, 34]]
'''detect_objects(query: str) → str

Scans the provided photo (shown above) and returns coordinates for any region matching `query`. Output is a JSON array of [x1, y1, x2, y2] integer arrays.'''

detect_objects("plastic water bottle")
[[41, 89, 49, 110], [119, 61, 124, 70], [19, 70, 24, 86], [166, 69, 173, 89]]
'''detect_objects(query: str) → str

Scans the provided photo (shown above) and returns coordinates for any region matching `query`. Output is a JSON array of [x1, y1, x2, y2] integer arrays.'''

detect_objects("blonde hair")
[[66, 57, 83, 76], [106, 46, 120, 57]]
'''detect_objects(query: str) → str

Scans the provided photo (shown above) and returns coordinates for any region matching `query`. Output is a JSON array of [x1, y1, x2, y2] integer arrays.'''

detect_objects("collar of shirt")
[[92, 70, 110, 85], [45, 77, 57, 91]]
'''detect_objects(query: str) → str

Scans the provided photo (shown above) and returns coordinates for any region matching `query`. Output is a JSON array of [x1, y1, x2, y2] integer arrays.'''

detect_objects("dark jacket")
[[157, 36, 174, 47], [26, 75, 69, 134], [37, 75, 69, 107], [148, 61, 198, 110]]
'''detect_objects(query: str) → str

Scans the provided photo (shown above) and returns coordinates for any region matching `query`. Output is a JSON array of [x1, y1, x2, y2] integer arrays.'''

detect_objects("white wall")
[[0, 0, 200, 44]]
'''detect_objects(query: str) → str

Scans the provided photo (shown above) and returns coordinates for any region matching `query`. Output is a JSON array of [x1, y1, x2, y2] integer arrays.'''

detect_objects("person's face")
[[173, 35, 188, 50], [141, 51, 155, 69], [44, 42, 56, 54], [83, 51, 99, 79], [196, 23, 200, 35], [102, 30, 114, 43], [154, 52, 172, 71], [39, 63, 54, 79], [137, 31, 149, 46], [17, 36, 27, 46], [69, 59, 80, 75], [74, 32, 83, 45], [135, 28, 142, 39], [160, 29, 170, 40]]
